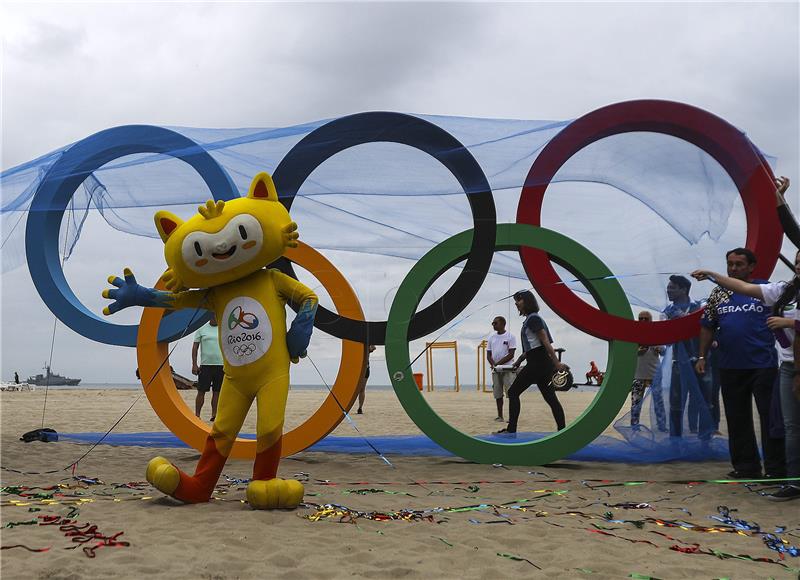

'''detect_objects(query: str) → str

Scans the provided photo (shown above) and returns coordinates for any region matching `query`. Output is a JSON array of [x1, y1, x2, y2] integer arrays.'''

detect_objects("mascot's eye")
[[238, 225, 248, 240], [194, 242, 203, 256]]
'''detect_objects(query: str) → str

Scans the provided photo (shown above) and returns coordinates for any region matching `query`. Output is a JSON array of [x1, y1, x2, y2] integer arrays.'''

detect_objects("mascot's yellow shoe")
[[246, 478, 304, 509], [146, 456, 180, 495]]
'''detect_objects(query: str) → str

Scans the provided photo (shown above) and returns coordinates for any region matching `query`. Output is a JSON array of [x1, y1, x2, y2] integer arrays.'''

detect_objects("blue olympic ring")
[[25, 125, 239, 346]]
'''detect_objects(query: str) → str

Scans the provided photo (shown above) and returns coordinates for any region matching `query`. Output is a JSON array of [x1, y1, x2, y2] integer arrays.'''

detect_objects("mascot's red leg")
[[147, 381, 253, 504], [170, 435, 230, 503], [252, 435, 282, 481]]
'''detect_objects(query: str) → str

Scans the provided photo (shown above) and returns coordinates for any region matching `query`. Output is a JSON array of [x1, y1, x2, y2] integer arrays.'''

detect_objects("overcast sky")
[[2, 1, 798, 391]]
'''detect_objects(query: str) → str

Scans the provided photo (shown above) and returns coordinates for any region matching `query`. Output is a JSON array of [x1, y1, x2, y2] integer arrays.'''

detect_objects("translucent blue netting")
[[0, 113, 776, 312], [1, 112, 778, 463], [614, 341, 731, 459]]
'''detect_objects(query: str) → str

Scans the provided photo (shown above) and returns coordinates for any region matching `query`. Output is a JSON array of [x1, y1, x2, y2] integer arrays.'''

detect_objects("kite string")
[[3, 292, 211, 476], [304, 354, 393, 468], [62, 292, 211, 472], [39, 209, 73, 429], [304, 353, 440, 494], [405, 268, 701, 374]]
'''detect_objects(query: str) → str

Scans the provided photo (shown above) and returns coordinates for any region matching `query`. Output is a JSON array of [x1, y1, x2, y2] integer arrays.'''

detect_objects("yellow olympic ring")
[[136, 241, 368, 459]]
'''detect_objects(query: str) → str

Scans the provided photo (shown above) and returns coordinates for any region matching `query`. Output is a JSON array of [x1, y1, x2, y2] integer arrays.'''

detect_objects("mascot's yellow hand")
[[160, 269, 183, 292], [282, 222, 299, 248]]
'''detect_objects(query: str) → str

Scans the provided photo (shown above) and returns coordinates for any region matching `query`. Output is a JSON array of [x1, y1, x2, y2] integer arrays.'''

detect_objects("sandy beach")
[[1, 387, 798, 579]]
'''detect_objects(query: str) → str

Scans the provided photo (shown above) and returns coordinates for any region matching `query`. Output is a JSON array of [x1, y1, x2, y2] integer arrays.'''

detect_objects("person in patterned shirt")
[[694, 248, 784, 480]]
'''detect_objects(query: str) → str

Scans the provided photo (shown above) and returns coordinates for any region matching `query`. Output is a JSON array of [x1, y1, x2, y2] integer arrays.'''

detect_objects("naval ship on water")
[[27, 365, 81, 386]]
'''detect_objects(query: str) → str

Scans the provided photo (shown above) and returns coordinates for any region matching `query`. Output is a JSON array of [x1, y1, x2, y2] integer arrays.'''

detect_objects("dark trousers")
[[710, 362, 722, 430], [507, 348, 565, 433], [669, 364, 713, 438], [719, 367, 785, 476]]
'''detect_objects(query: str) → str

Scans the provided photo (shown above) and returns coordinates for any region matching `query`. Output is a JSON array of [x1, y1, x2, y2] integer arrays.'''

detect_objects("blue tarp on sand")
[[58, 431, 729, 463]]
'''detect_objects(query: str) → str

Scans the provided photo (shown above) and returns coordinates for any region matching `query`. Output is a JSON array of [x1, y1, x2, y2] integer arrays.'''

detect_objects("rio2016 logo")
[[223, 302, 266, 358], [24, 102, 781, 464], [228, 305, 259, 331]]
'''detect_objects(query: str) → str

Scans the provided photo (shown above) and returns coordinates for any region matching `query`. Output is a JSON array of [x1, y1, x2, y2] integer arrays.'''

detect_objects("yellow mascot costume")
[[102, 172, 317, 509]]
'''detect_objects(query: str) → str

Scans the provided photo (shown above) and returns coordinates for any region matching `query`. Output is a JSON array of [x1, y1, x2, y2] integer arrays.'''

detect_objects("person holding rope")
[[694, 248, 784, 480], [775, 176, 798, 249], [693, 224, 800, 499]]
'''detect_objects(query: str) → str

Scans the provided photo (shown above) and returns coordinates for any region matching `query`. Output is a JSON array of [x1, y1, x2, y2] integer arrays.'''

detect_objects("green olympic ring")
[[385, 223, 638, 466]]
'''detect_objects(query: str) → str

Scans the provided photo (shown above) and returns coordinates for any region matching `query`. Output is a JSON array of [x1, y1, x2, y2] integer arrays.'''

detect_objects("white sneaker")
[[494, 417, 505, 422]]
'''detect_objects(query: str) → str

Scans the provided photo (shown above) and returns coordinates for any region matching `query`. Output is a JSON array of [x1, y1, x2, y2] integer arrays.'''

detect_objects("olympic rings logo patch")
[[25, 100, 781, 464], [232, 344, 257, 358]]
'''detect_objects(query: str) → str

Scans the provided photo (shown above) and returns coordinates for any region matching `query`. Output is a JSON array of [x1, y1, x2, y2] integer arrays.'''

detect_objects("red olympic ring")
[[517, 99, 781, 345]]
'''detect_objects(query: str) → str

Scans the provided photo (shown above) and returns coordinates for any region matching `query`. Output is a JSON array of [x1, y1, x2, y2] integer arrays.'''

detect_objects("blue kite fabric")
[[615, 341, 722, 448], [0, 113, 776, 313]]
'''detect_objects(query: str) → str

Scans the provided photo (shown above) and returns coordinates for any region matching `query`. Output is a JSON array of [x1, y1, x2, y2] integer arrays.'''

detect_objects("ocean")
[[39, 383, 400, 391], [36, 383, 601, 393]]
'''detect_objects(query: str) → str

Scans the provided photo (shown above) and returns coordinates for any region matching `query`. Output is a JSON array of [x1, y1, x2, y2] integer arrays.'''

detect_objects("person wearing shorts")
[[192, 313, 224, 421], [487, 316, 517, 422]]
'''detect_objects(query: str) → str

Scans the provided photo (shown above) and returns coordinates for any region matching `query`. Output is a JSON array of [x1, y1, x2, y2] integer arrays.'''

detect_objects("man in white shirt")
[[487, 316, 517, 422]]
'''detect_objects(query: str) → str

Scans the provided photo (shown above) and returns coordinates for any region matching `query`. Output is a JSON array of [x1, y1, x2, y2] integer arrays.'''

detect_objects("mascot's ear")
[[154, 211, 184, 243], [247, 172, 278, 202]]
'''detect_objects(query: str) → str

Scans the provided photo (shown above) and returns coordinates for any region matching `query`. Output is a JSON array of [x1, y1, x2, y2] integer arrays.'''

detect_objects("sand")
[[1, 387, 798, 579]]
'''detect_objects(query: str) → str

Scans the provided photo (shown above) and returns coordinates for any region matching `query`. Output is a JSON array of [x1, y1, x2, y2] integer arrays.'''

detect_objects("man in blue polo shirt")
[[662, 275, 712, 439], [696, 248, 785, 479]]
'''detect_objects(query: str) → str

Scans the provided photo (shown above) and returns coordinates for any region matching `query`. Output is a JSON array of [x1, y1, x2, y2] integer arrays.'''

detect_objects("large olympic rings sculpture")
[[26, 100, 781, 465]]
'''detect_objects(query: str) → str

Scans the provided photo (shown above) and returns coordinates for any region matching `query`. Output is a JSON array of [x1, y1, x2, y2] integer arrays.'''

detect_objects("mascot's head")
[[154, 172, 297, 290]]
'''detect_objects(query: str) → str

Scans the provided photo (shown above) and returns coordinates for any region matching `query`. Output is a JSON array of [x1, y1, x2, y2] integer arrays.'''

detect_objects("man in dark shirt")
[[696, 248, 784, 479], [663, 275, 711, 439]]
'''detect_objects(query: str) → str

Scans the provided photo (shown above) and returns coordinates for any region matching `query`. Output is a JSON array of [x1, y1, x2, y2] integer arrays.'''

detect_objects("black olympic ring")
[[271, 112, 497, 345]]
